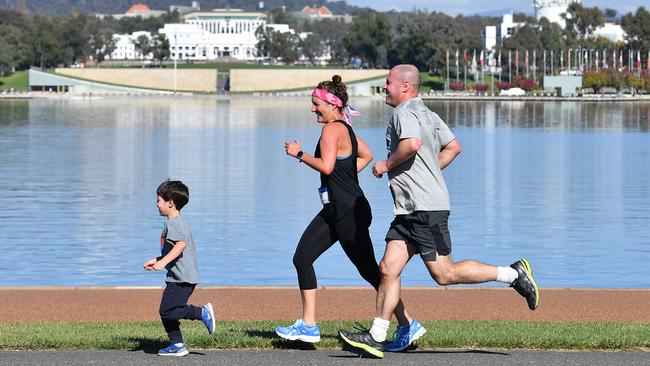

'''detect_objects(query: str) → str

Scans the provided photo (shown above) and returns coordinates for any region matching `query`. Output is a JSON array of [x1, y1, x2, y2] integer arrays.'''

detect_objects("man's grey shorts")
[[385, 211, 452, 261]]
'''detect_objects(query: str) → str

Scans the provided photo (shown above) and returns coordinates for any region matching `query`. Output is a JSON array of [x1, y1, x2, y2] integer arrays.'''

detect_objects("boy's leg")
[[160, 282, 202, 344]]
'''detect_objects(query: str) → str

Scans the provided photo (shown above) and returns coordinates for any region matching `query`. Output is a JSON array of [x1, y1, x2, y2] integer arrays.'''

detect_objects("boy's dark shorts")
[[385, 210, 452, 261]]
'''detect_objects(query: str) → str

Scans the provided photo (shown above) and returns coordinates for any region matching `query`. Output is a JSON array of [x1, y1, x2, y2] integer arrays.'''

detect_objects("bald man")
[[339, 65, 539, 358]]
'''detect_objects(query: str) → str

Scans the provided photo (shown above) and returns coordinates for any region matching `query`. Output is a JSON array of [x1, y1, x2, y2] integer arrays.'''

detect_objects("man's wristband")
[[296, 151, 304, 162]]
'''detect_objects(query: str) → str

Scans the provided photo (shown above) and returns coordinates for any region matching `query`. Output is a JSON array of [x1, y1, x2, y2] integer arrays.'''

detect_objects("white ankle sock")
[[496, 266, 518, 283], [369, 317, 390, 342]]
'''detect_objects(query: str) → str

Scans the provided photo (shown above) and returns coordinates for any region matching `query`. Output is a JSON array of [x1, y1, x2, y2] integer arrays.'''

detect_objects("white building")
[[534, 0, 580, 28], [109, 31, 154, 60], [482, 13, 525, 51], [593, 23, 626, 43], [158, 10, 267, 61]]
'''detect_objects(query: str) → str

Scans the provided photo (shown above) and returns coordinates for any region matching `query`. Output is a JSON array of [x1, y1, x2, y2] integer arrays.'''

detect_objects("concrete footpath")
[[1, 287, 649, 323], [1, 349, 649, 366]]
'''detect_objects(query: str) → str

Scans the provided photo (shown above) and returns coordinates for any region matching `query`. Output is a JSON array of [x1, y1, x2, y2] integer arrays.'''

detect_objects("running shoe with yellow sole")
[[339, 328, 385, 358], [510, 258, 539, 310]]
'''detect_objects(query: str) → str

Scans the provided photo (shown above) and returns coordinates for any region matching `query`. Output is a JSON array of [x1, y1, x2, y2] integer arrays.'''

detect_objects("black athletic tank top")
[[314, 121, 365, 216]]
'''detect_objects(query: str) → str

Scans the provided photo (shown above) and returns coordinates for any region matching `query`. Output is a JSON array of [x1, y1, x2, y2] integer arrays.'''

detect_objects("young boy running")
[[144, 179, 216, 357]]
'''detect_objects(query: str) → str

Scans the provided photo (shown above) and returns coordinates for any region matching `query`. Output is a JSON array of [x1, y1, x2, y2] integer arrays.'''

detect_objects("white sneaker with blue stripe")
[[385, 319, 427, 352], [158, 343, 189, 357], [201, 303, 216, 335], [275, 319, 321, 343]]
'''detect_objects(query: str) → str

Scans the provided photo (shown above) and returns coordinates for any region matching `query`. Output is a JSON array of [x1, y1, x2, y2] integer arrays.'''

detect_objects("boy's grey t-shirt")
[[385, 97, 455, 215], [161, 215, 199, 284]]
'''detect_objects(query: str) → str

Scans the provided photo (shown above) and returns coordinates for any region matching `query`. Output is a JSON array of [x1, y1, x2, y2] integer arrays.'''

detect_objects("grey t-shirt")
[[161, 215, 199, 284], [386, 97, 455, 215]]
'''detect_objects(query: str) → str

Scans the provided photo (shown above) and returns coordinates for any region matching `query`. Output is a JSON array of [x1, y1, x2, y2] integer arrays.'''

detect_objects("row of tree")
[[0, 9, 178, 76], [1, 4, 650, 77]]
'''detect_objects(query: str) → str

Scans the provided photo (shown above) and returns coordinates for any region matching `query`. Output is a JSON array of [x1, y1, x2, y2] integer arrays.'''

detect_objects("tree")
[[32, 14, 64, 69], [343, 10, 390, 68], [88, 28, 116, 66], [0, 24, 33, 72], [299, 33, 325, 65], [255, 26, 299, 64], [621, 7, 650, 51], [151, 33, 170, 65], [563, 3, 604, 42], [133, 34, 152, 65], [304, 18, 350, 66], [604, 8, 618, 20]]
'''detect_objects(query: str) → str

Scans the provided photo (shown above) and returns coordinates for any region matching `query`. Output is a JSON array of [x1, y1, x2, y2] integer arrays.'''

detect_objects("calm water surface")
[[0, 96, 648, 288]]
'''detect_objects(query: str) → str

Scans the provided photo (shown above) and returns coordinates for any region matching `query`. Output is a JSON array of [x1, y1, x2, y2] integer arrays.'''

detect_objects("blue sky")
[[344, 0, 647, 16]]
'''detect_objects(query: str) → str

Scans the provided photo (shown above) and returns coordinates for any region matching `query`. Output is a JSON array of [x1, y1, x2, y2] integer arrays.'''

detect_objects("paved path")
[[1, 287, 649, 323], [1, 349, 649, 366]]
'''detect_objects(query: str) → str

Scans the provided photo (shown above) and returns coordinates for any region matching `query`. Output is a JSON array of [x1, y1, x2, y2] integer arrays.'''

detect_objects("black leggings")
[[293, 202, 380, 290]]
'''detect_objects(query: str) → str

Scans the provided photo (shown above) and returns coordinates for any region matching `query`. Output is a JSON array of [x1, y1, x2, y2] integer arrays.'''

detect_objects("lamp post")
[[173, 32, 177, 93]]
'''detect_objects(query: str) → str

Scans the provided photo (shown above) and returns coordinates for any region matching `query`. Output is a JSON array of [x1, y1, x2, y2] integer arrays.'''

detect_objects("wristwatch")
[[296, 151, 304, 162]]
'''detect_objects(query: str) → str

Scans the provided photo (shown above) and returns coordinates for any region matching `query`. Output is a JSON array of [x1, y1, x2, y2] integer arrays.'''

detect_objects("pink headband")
[[312, 88, 360, 125]]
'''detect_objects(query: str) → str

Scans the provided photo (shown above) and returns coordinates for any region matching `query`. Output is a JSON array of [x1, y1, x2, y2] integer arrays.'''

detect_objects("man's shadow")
[[332, 344, 510, 359]]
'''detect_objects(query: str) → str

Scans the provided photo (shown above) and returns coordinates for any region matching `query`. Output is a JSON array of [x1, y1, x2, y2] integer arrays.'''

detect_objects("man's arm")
[[439, 139, 462, 169], [372, 137, 421, 177]]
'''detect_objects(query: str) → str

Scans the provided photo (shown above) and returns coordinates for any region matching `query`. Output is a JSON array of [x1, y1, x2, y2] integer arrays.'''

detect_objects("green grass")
[[1, 320, 648, 351], [0, 70, 29, 91]]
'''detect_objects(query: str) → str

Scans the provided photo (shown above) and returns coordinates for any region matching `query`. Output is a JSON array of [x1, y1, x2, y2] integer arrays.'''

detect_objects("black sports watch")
[[296, 151, 304, 162]]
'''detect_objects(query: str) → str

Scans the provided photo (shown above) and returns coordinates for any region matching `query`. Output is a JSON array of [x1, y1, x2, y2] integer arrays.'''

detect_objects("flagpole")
[[446, 49, 449, 93]]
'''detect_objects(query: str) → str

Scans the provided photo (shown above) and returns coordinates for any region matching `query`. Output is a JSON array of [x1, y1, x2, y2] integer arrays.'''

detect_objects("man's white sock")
[[369, 317, 390, 342], [496, 266, 519, 283]]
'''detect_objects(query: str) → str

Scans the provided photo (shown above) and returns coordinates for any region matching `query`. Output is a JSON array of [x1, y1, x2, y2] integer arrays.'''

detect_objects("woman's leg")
[[292, 209, 337, 324]]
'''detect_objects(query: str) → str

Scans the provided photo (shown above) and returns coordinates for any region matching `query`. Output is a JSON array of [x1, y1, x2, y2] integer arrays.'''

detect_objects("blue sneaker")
[[201, 303, 216, 335], [275, 319, 321, 343], [158, 343, 189, 357], [385, 319, 427, 352]]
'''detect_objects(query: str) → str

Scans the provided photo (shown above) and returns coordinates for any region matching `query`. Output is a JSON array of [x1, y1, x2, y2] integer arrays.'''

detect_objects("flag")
[[480, 50, 484, 67], [636, 50, 641, 68], [619, 50, 623, 68], [560, 49, 564, 69], [515, 49, 519, 66], [463, 49, 468, 62], [446, 49, 449, 66], [455, 49, 459, 68], [603, 49, 607, 69], [497, 50, 501, 67], [647, 51, 650, 70]]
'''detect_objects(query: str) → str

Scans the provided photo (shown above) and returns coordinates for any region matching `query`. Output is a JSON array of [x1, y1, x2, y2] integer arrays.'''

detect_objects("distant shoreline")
[[3, 92, 650, 102]]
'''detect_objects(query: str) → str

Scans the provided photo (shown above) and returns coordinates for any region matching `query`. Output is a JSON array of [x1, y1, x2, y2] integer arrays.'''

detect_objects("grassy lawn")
[[0, 71, 29, 91], [1, 320, 648, 351]]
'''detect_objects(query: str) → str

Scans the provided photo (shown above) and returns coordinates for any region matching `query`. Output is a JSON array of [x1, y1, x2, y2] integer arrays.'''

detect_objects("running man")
[[338, 64, 539, 358]]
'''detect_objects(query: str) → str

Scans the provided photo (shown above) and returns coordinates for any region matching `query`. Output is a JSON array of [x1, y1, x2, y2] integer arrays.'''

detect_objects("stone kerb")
[[55, 68, 218, 92], [230, 69, 389, 94]]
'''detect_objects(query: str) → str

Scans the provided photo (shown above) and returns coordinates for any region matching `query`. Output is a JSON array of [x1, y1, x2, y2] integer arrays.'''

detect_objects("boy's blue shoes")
[[276, 318, 321, 343], [201, 303, 216, 335], [158, 343, 189, 357], [385, 319, 427, 352]]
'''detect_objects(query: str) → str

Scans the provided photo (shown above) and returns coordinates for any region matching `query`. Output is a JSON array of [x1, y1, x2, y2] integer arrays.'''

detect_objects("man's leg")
[[423, 253, 498, 285], [376, 240, 416, 321]]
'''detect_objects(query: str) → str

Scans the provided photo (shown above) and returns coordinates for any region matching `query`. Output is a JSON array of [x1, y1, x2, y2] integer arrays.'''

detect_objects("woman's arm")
[[355, 136, 373, 172], [285, 123, 341, 175]]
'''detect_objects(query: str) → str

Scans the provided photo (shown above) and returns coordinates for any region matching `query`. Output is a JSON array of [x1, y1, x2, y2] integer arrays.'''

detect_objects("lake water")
[[0, 96, 648, 288]]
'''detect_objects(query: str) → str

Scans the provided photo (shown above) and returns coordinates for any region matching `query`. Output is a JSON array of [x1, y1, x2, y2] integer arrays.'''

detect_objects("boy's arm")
[[153, 240, 187, 271]]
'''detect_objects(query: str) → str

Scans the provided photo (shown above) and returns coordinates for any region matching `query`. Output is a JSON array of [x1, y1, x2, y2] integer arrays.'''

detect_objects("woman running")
[[277, 75, 423, 351]]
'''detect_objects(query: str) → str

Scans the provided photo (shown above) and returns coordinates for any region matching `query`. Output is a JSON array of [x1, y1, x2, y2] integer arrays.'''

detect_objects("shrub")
[[495, 82, 512, 90], [449, 81, 465, 91], [474, 83, 489, 92]]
